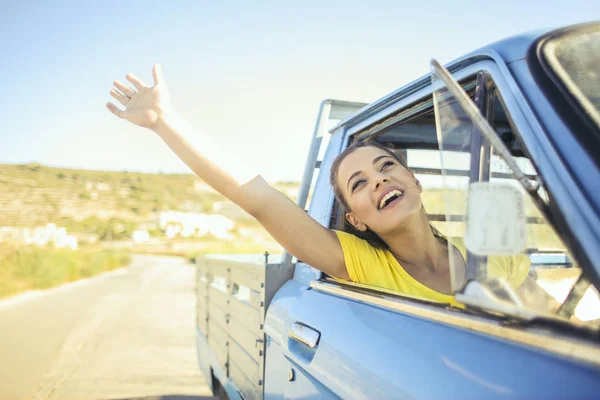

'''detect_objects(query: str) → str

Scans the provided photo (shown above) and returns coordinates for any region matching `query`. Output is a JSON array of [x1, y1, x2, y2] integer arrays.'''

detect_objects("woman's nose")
[[374, 176, 389, 190]]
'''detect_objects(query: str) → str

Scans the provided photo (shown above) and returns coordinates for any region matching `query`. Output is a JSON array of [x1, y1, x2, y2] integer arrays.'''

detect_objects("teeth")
[[379, 189, 404, 209]]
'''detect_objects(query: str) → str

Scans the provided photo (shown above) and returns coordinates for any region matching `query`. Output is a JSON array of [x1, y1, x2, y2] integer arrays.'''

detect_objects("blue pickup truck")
[[194, 22, 600, 399]]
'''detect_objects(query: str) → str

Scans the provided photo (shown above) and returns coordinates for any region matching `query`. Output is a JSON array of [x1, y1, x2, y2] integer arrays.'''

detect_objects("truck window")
[[328, 72, 599, 329]]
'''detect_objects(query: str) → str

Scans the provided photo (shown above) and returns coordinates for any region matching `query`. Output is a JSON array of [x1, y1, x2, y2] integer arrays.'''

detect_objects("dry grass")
[[0, 244, 131, 299]]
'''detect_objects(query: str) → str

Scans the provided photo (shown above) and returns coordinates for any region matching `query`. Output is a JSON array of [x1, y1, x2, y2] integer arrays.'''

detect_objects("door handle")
[[289, 322, 320, 349]]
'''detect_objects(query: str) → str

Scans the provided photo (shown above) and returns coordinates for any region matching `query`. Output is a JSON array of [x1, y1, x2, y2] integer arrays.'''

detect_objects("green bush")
[[0, 246, 131, 299]]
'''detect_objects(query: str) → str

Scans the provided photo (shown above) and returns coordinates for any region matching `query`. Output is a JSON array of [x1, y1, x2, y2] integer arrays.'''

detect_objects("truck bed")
[[195, 256, 294, 400]]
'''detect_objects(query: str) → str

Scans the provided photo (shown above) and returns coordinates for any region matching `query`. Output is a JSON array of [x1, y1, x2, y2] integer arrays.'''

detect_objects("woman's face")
[[337, 146, 423, 235]]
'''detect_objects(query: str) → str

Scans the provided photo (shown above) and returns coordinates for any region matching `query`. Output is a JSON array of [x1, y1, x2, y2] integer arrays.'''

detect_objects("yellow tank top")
[[334, 230, 530, 307]]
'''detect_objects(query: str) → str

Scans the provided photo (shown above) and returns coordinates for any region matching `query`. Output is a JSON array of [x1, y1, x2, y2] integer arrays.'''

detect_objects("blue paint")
[[276, 289, 600, 399]]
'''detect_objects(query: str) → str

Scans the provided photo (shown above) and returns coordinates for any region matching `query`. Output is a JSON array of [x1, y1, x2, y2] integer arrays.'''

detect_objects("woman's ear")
[[345, 212, 367, 232]]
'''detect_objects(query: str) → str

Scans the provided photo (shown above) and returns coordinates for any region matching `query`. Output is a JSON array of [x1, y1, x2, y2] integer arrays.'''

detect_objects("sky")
[[1, 0, 598, 182]]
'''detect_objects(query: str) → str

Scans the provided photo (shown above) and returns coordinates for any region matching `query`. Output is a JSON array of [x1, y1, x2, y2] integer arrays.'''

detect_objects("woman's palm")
[[106, 64, 171, 129]]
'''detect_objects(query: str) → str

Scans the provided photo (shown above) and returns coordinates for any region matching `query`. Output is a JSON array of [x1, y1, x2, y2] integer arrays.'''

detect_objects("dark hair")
[[329, 140, 445, 249]]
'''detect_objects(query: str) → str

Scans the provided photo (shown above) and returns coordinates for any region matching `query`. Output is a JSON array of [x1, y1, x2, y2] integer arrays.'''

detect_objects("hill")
[[0, 163, 298, 245]]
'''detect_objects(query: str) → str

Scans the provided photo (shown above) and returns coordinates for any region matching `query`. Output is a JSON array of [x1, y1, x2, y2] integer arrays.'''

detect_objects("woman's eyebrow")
[[346, 155, 394, 189]]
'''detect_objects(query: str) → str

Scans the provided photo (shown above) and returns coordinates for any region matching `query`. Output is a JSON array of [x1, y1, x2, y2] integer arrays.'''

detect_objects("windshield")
[[542, 24, 600, 130]]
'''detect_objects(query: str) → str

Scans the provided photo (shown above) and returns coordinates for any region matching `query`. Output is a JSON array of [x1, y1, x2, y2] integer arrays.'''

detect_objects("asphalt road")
[[0, 254, 215, 400]]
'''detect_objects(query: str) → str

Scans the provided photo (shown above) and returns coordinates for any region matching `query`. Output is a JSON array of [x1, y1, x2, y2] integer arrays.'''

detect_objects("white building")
[[132, 229, 150, 243], [159, 211, 235, 240], [23, 223, 78, 250]]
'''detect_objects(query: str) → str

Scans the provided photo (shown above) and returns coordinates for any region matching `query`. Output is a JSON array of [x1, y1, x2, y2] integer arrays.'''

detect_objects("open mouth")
[[378, 189, 404, 210]]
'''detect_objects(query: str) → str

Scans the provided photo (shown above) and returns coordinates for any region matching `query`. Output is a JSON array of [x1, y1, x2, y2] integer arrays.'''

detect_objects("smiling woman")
[[105, 64, 527, 305], [330, 140, 443, 248], [327, 140, 472, 303]]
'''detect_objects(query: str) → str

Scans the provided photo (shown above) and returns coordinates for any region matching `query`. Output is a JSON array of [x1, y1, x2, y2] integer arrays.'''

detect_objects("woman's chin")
[[376, 205, 422, 233]]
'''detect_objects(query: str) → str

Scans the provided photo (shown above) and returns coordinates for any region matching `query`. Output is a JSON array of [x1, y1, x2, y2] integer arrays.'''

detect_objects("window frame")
[[315, 59, 599, 341]]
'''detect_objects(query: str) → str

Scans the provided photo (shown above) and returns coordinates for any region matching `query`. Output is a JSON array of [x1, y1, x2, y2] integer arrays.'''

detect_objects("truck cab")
[[196, 22, 600, 399]]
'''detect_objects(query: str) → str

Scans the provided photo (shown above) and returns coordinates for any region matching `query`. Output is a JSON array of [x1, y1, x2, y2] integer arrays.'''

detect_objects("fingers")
[[108, 66, 159, 120], [110, 89, 129, 106], [126, 73, 148, 91], [113, 80, 136, 98], [152, 64, 164, 86], [106, 102, 123, 118]]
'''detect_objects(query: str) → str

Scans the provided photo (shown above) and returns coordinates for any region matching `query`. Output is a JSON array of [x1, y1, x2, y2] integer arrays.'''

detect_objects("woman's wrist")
[[151, 111, 184, 138]]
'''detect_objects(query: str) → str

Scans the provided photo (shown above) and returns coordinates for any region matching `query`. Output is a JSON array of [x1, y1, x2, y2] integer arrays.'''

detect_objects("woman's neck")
[[381, 211, 445, 273]]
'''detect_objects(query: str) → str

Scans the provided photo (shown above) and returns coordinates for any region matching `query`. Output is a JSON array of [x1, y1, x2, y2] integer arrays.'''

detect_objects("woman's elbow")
[[235, 176, 274, 218]]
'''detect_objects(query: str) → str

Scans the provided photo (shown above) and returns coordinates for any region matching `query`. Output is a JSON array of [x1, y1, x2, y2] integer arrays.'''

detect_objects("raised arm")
[[106, 65, 348, 279]]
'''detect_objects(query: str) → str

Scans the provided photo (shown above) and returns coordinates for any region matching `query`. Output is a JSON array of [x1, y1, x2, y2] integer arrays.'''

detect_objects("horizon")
[[0, 161, 302, 184]]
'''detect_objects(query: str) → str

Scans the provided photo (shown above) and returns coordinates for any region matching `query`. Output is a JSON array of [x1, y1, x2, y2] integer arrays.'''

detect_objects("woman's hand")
[[106, 64, 173, 130]]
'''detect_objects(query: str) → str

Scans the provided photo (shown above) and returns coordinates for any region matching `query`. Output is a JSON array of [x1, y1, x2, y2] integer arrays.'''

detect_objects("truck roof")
[[330, 27, 554, 133]]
